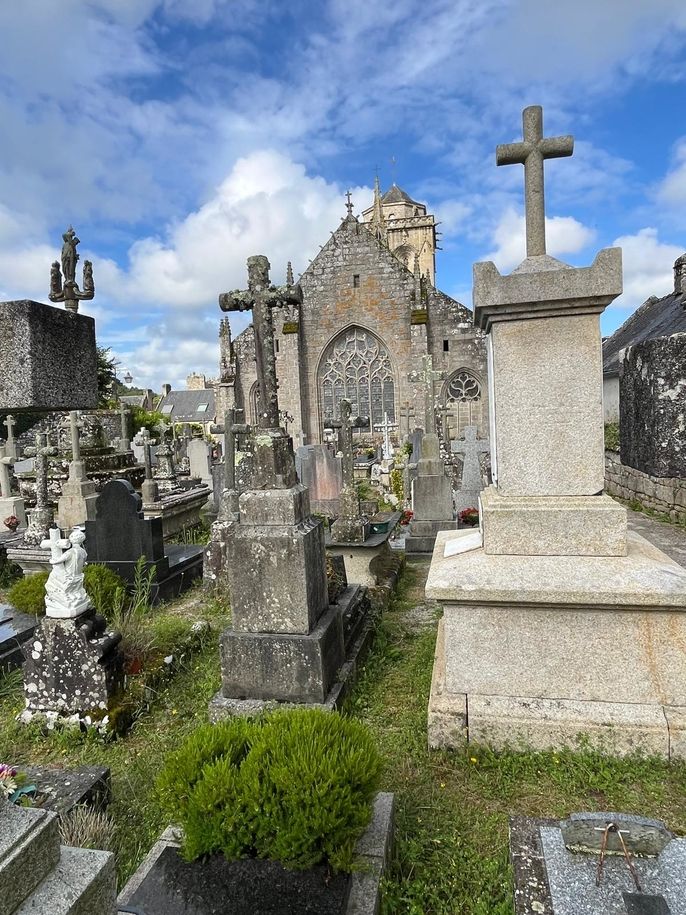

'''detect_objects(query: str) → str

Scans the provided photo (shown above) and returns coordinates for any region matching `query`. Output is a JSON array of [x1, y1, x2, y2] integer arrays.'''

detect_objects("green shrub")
[[8, 573, 49, 615], [604, 422, 620, 452], [390, 468, 404, 504], [155, 709, 382, 871], [83, 564, 126, 618]]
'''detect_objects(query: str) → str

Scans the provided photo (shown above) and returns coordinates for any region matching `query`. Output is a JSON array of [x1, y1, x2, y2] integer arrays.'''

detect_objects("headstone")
[[426, 105, 686, 757], [22, 433, 57, 545], [405, 431, 457, 553], [0, 444, 27, 529], [451, 426, 490, 514], [188, 438, 212, 487], [84, 479, 169, 583], [134, 427, 159, 504], [374, 411, 397, 461], [3, 414, 17, 459], [330, 401, 369, 544], [296, 444, 343, 516], [154, 423, 177, 493]]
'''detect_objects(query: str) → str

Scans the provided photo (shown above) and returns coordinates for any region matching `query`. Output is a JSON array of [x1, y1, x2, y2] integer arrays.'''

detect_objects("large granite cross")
[[219, 256, 302, 429], [408, 355, 446, 434], [496, 105, 574, 258]]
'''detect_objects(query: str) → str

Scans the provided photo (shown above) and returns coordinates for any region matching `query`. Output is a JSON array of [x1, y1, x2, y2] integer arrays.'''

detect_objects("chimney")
[[161, 383, 172, 397]]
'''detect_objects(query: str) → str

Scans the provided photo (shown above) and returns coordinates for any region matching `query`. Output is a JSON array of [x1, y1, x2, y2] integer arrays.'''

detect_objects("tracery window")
[[442, 369, 483, 440], [319, 328, 395, 434]]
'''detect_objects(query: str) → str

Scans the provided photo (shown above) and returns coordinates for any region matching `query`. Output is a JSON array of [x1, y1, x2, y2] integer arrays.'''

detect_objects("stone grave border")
[[118, 791, 395, 915]]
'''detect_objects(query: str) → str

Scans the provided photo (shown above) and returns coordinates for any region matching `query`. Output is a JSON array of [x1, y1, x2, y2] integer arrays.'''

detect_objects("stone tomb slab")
[[510, 814, 686, 914], [0, 604, 37, 673]]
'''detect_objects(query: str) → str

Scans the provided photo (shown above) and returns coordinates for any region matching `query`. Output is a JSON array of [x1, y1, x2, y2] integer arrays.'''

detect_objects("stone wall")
[[620, 333, 686, 478], [605, 449, 686, 522]]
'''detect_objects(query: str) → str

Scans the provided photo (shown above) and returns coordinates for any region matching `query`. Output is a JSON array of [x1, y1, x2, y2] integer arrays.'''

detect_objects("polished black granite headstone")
[[0, 604, 37, 673], [127, 846, 350, 915]]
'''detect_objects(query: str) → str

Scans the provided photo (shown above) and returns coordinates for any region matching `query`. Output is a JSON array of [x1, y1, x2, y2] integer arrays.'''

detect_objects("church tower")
[[361, 182, 437, 284]]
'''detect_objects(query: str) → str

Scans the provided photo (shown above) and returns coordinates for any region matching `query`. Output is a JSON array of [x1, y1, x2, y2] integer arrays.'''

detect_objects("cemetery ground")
[[1, 530, 686, 914]]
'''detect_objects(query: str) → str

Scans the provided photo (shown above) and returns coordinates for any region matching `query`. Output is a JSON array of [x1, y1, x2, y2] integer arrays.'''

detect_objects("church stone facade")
[[223, 185, 487, 448]]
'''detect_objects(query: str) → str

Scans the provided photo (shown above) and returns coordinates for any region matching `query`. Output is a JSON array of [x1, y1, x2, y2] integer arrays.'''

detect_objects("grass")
[[1, 560, 686, 912], [344, 559, 686, 914]]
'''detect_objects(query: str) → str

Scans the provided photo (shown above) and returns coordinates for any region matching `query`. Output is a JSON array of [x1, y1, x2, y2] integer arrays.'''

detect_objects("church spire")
[[369, 174, 386, 243]]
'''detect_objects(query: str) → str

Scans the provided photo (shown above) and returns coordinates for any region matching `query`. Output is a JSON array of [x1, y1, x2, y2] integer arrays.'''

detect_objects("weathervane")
[[49, 225, 95, 313]]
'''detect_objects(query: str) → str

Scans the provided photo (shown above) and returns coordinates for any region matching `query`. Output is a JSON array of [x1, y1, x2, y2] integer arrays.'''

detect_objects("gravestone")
[[56, 411, 98, 530], [3, 414, 17, 460], [188, 438, 213, 487], [0, 445, 27, 529], [427, 106, 686, 757], [296, 444, 343, 516], [511, 813, 686, 914], [451, 426, 490, 514], [406, 431, 457, 553], [330, 400, 369, 544]]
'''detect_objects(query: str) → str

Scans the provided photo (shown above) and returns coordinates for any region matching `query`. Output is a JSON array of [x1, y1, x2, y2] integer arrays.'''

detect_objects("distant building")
[[120, 389, 157, 412], [156, 388, 216, 434], [602, 253, 686, 423]]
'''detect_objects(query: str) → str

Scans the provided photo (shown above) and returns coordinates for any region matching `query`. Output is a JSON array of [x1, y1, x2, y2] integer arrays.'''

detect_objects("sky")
[[2, 0, 686, 391]]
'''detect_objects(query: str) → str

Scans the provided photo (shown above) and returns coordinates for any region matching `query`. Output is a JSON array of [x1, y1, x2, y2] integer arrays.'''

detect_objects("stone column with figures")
[[22, 434, 58, 546], [426, 105, 686, 757], [48, 225, 95, 314]]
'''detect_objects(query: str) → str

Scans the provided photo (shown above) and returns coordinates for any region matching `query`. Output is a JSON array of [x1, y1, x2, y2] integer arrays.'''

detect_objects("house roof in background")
[[156, 389, 216, 422], [602, 291, 686, 376]]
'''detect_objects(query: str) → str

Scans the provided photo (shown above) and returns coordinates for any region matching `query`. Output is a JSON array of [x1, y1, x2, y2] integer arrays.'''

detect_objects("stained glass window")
[[319, 328, 395, 433]]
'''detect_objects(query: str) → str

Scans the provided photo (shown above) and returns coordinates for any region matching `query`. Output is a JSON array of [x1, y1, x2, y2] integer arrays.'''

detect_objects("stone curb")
[[118, 791, 395, 914]]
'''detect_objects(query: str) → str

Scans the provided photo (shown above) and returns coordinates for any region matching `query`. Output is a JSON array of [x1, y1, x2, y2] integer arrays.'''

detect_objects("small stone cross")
[[212, 407, 249, 492], [496, 105, 574, 257], [345, 190, 353, 215], [3, 415, 16, 459], [40, 527, 71, 563], [374, 412, 398, 461], [0, 447, 13, 498], [25, 434, 58, 511], [134, 427, 157, 481], [399, 404, 416, 437], [219, 256, 303, 429], [451, 426, 490, 492], [408, 355, 446, 434]]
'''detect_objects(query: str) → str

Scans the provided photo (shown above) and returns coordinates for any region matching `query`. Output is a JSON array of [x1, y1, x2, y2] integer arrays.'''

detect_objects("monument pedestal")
[[56, 478, 98, 532], [0, 495, 26, 529], [427, 529, 686, 757]]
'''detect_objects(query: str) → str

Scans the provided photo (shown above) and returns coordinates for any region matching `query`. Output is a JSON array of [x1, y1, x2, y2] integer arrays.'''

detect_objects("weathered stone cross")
[[119, 402, 131, 452], [0, 447, 13, 498], [328, 400, 365, 486], [374, 411, 398, 461], [496, 105, 574, 257], [399, 404, 416, 437], [408, 355, 446, 434], [23, 433, 58, 545], [3, 415, 16, 459], [213, 407, 250, 492], [219, 256, 302, 429], [133, 427, 155, 481], [60, 411, 87, 482], [451, 426, 490, 491]]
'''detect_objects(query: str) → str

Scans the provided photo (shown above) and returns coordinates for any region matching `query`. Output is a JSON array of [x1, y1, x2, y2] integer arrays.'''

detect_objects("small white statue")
[[41, 528, 91, 619]]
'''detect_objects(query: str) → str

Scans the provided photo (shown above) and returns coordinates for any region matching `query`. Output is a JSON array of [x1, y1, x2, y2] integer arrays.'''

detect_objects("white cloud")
[[484, 208, 596, 273], [657, 139, 686, 209], [610, 227, 683, 309]]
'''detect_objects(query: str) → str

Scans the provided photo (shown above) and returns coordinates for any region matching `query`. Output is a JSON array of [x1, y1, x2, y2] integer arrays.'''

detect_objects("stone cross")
[[345, 190, 354, 215], [408, 355, 446, 434], [134, 427, 159, 503], [3, 415, 16, 460], [40, 527, 71, 563], [496, 105, 574, 258], [48, 225, 95, 314], [374, 412, 398, 461], [451, 426, 490, 492], [399, 404, 416, 437], [211, 408, 250, 492], [327, 400, 364, 486], [61, 411, 87, 483], [438, 402, 459, 440], [219, 256, 303, 429], [23, 433, 58, 545], [154, 422, 176, 489]]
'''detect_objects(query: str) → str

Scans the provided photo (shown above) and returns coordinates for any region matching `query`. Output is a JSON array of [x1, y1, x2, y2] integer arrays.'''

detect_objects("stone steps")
[[13, 845, 116, 915], [0, 802, 116, 915]]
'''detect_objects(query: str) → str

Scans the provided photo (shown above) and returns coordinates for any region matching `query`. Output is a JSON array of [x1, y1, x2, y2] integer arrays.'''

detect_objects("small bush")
[[604, 422, 620, 452], [8, 573, 48, 615], [83, 564, 127, 619], [156, 709, 382, 871]]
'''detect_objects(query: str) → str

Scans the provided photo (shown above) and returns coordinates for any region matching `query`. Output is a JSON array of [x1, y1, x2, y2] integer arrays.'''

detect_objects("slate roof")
[[156, 389, 216, 423], [120, 394, 146, 408], [381, 184, 421, 207], [602, 290, 686, 376]]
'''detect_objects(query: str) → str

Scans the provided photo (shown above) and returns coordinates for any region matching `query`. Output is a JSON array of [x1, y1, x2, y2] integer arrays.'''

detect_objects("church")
[[217, 181, 487, 449]]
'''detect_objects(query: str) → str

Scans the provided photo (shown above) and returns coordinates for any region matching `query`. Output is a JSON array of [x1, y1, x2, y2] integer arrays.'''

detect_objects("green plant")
[[8, 572, 48, 615], [0, 669, 22, 700], [390, 468, 404, 504], [604, 422, 620, 451], [130, 556, 156, 614], [130, 406, 164, 436], [156, 709, 382, 871], [0, 559, 22, 589], [59, 806, 117, 852], [83, 564, 127, 619]]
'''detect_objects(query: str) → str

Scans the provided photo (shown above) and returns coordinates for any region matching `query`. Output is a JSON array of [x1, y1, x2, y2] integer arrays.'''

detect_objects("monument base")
[[405, 519, 458, 554], [56, 478, 98, 532], [0, 496, 27, 529], [480, 485, 627, 556], [427, 529, 686, 758]]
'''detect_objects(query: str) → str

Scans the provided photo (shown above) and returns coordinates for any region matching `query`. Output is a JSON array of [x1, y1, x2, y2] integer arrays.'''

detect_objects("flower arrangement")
[[3, 515, 19, 532], [0, 763, 34, 804], [459, 507, 480, 527], [400, 509, 413, 526]]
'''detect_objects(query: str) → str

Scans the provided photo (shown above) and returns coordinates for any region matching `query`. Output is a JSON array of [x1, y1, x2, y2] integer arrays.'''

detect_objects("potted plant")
[[3, 515, 19, 533], [459, 507, 480, 527]]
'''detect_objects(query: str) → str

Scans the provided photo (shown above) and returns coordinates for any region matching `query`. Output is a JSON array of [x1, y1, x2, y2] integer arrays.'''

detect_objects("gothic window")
[[394, 244, 415, 270], [319, 327, 395, 434], [442, 369, 483, 441]]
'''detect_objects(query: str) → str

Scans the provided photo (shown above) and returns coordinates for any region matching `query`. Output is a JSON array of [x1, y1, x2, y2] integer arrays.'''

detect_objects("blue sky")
[[2, 0, 686, 390]]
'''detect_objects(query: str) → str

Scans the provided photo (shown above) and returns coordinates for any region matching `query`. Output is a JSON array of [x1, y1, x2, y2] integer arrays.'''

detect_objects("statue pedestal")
[[22, 609, 123, 719], [0, 495, 27, 530]]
